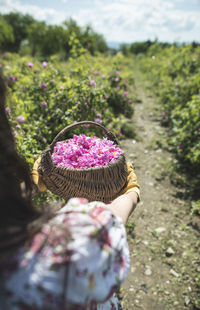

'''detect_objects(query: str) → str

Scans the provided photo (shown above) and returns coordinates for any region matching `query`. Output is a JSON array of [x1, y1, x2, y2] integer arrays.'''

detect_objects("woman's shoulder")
[[2, 198, 127, 270], [21, 198, 125, 266]]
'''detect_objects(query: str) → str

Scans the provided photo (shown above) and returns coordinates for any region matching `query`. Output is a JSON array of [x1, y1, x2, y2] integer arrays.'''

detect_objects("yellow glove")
[[120, 162, 140, 201], [31, 157, 47, 192]]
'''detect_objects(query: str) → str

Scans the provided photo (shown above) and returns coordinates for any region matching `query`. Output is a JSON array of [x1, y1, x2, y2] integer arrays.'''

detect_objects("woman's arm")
[[107, 191, 138, 225], [107, 162, 140, 225]]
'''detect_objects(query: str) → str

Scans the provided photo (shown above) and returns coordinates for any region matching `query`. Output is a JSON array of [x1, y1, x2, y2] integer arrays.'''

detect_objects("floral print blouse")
[[0, 198, 130, 310]]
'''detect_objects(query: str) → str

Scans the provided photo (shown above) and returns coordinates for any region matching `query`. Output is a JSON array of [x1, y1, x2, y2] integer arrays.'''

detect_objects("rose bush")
[[1, 52, 136, 166], [138, 43, 200, 199], [139, 44, 200, 172]]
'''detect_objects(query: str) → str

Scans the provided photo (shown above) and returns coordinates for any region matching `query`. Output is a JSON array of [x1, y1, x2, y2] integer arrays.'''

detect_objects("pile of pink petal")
[[52, 134, 123, 169]]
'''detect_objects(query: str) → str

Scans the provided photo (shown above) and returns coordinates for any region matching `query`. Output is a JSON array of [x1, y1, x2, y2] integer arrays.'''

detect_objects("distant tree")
[[27, 21, 47, 56], [90, 31, 108, 54], [0, 16, 14, 51], [119, 43, 130, 56], [129, 40, 153, 54], [1, 13, 108, 57], [3, 12, 35, 52], [82, 25, 108, 54], [147, 41, 172, 56], [62, 18, 82, 55], [63, 18, 108, 56], [44, 25, 67, 56], [28, 22, 68, 56], [63, 18, 82, 38]]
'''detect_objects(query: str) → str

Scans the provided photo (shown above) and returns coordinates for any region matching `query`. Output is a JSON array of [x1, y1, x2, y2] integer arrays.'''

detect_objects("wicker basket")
[[38, 121, 128, 203]]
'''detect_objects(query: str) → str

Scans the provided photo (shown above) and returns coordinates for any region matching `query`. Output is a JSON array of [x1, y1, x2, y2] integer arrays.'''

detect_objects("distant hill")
[[107, 40, 200, 50], [107, 41, 121, 49]]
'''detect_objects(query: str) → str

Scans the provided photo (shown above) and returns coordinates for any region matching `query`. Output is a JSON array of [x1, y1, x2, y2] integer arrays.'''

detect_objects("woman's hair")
[[0, 73, 53, 254]]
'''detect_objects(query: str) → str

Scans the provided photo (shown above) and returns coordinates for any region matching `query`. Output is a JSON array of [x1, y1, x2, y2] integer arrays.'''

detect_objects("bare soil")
[[119, 71, 200, 310]]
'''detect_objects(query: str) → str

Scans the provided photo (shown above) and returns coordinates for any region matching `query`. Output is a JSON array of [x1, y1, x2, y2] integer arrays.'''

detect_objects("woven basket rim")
[[51, 151, 125, 172]]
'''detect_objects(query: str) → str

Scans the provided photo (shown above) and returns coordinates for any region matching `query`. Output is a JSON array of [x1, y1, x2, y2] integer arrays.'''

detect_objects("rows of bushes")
[[139, 43, 200, 200], [1, 51, 137, 167]]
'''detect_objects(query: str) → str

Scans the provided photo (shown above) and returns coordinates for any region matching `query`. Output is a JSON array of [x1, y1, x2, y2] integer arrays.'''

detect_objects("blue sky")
[[0, 0, 200, 43]]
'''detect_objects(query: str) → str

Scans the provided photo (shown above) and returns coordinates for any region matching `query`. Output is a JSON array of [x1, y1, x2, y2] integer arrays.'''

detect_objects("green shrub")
[[139, 44, 200, 176], [2, 52, 137, 167], [170, 95, 200, 168]]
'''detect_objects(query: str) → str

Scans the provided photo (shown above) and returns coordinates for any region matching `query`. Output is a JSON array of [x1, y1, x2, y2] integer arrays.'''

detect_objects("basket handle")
[[49, 121, 119, 150]]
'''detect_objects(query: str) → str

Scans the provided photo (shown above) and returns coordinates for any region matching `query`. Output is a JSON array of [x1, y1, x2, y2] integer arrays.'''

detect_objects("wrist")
[[125, 191, 138, 205]]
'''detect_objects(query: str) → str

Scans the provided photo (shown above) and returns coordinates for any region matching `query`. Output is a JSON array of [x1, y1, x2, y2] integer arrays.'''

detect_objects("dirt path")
[[119, 70, 200, 310]]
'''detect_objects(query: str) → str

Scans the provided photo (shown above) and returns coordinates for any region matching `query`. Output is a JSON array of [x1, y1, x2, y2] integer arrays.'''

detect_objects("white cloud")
[[0, 0, 67, 24], [73, 0, 200, 42], [0, 0, 199, 42]]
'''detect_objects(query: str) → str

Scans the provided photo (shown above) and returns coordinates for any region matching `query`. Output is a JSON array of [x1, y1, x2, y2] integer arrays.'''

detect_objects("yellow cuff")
[[31, 157, 47, 192], [123, 186, 140, 201], [120, 162, 140, 201]]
